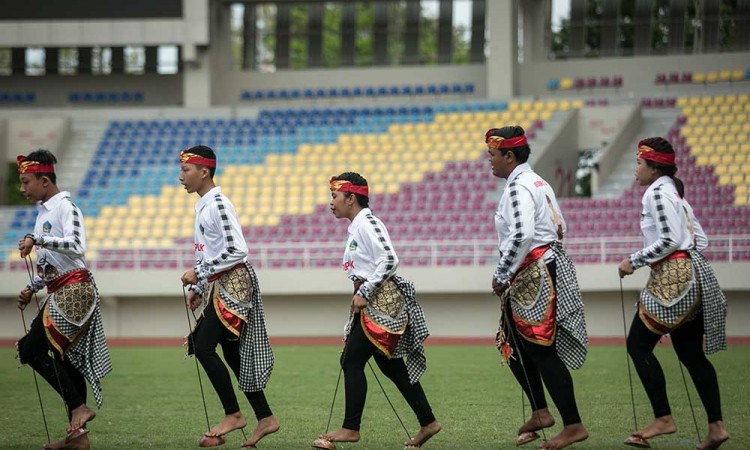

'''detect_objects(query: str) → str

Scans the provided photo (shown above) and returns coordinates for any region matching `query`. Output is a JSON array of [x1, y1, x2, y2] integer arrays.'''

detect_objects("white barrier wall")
[[2, 262, 749, 339]]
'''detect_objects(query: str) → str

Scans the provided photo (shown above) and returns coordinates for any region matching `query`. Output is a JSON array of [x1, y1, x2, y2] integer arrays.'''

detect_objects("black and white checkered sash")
[[45, 271, 112, 407], [689, 250, 727, 354], [550, 242, 588, 370], [225, 262, 274, 392], [346, 275, 429, 384]]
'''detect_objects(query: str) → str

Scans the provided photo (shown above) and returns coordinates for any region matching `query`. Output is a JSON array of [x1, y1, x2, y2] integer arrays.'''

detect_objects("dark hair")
[[187, 144, 216, 178], [331, 171, 369, 208], [486, 125, 530, 163], [639, 137, 685, 198], [24, 149, 57, 184]]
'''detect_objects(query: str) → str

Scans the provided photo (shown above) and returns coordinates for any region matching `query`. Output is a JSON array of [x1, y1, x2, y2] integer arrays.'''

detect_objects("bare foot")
[[205, 412, 247, 438], [518, 408, 556, 434], [405, 420, 442, 448], [540, 423, 588, 450], [241, 415, 280, 448], [696, 420, 729, 450], [43, 432, 90, 449], [320, 427, 360, 443], [636, 415, 677, 439], [67, 405, 96, 433]]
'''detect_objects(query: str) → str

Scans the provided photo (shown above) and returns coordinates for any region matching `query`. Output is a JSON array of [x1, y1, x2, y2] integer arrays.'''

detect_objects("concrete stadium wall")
[[1, 262, 748, 340]]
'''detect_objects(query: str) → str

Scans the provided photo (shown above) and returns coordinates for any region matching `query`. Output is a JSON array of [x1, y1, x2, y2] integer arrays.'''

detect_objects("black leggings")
[[627, 312, 722, 423], [18, 311, 86, 423], [504, 303, 582, 426], [340, 314, 436, 431], [193, 301, 272, 420]]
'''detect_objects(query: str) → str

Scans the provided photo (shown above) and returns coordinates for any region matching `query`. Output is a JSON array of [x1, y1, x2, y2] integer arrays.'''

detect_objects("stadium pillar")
[[11, 48, 25, 75], [45, 47, 59, 75], [111, 47, 125, 73], [485, 0, 517, 98], [78, 47, 92, 74]]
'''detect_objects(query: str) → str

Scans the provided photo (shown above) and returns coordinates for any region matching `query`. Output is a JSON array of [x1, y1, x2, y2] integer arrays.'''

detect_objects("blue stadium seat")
[[68, 92, 80, 103], [548, 78, 559, 90], [464, 83, 475, 94], [241, 90, 251, 101]]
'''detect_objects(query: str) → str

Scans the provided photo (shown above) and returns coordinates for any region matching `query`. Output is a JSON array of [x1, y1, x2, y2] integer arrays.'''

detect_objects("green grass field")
[[1, 345, 747, 449]]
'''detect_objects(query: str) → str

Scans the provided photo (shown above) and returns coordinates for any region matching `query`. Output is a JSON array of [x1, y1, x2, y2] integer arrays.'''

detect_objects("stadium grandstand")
[[1, 0, 749, 343]]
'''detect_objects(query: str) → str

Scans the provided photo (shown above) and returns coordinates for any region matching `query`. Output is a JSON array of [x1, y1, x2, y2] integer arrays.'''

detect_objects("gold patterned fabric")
[[52, 281, 97, 326], [218, 264, 253, 305], [646, 258, 694, 306], [369, 279, 405, 318], [510, 261, 543, 308]]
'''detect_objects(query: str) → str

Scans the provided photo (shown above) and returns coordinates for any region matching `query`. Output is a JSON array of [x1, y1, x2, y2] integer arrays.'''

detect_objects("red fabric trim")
[[17, 156, 54, 174], [514, 293, 557, 345], [46, 269, 91, 293], [650, 250, 690, 269], [45, 311, 71, 357], [637, 146, 676, 166], [361, 313, 400, 358], [216, 299, 243, 335], [208, 263, 244, 282]]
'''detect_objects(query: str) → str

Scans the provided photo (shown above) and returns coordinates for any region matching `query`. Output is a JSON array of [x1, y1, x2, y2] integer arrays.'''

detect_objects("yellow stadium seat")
[[719, 104, 731, 114], [718, 174, 731, 185], [736, 195, 748, 206], [724, 135, 737, 145], [739, 94, 750, 103], [708, 154, 722, 166], [706, 72, 719, 83], [736, 185, 748, 195], [731, 70, 745, 82], [731, 174, 745, 185], [572, 99, 584, 109], [683, 106, 695, 116], [689, 96, 702, 106], [707, 105, 719, 115], [559, 78, 573, 90], [695, 155, 709, 165], [699, 136, 712, 146], [693, 72, 706, 83], [676, 97, 688, 107], [721, 154, 734, 165], [685, 136, 699, 147], [521, 101, 533, 111], [728, 164, 741, 175]]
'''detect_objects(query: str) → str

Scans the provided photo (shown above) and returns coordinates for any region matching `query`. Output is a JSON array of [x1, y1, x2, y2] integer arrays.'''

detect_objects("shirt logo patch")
[[348, 240, 358, 251], [42, 221, 52, 233]]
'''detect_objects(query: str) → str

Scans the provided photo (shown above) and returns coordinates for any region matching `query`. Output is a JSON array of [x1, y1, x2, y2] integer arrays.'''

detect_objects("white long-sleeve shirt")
[[494, 163, 566, 285], [193, 186, 248, 288], [342, 208, 399, 300], [28, 191, 87, 288], [630, 176, 708, 269]]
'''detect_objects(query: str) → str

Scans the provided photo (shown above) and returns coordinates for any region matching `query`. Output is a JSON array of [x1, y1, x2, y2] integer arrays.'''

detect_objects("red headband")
[[180, 150, 216, 168], [485, 130, 528, 150], [637, 145, 675, 166], [17, 155, 54, 174], [329, 178, 369, 196]]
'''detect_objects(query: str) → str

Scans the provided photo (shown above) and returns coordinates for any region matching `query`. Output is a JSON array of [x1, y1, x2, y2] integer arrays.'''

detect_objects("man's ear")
[[41, 175, 51, 186]]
